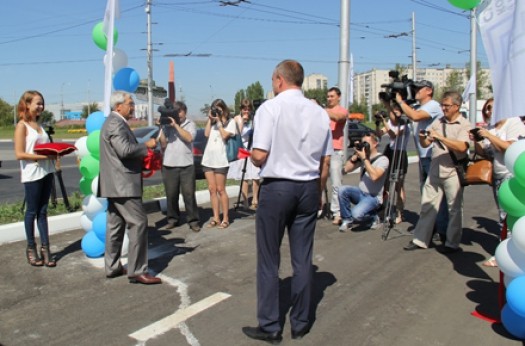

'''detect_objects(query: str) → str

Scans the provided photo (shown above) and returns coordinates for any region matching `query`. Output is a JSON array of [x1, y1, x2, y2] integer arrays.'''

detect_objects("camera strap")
[[360, 154, 384, 179]]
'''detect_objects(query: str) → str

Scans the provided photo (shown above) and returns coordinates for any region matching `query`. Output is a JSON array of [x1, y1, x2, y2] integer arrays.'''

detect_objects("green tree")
[[233, 82, 265, 113], [466, 61, 490, 99], [200, 103, 211, 117], [0, 98, 15, 127], [40, 110, 55, 125], [304, 88, 328, 106], [438, 70, 464, 100], [81, 102, 100, 119], [348, 96, 368, 118]]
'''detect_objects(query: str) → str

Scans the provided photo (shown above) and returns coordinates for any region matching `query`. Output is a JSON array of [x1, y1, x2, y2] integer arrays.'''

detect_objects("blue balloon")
[[502, 304, 525, 339], [86, 111, 106, 134], [507, 276, 525, 317], [81, 230, 105, 258], [92, 211, 107, 242], [113, 67, 140, 93]]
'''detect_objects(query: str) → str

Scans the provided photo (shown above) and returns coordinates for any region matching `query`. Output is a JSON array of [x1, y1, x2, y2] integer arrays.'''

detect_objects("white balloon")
[[91, 176, 99, 196], [504, 140, 525, 174], [103, 48, 128, 72], [512, 217, 525, 253], [80, 212, 93, 232], [75, 136, 89, 160], [81, 194, 108, 218], [495, 238, 525, 278]]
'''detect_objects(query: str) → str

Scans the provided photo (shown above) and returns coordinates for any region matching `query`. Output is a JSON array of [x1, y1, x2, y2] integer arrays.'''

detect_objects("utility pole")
[[469, 9, 477, 125], [339, 0, 350, 159], [146, 0, 154, 126], [412, 12, 417, 80]]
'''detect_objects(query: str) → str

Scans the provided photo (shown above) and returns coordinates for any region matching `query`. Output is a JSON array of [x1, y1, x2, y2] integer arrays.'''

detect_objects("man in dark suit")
[[98, 91, 161, 285]]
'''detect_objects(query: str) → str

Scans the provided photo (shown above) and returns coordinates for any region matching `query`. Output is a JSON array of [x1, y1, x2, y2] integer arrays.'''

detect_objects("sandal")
[[217, 221, 230, 229], [26, 245, 43, 267], [207, 219, 220, 228], [40, 245, 56, 267], [249, 203, 258, 210], [482, 256, 498, 267]]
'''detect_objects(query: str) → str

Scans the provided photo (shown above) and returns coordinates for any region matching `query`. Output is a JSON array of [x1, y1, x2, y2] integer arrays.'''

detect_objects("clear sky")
[[0, 0, 487, 118]]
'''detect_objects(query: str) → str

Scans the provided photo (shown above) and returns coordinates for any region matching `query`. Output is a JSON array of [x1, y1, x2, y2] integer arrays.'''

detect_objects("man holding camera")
[[158, 101, 201, 232], [338, 133, 389, 232], [404, 91, 471, 252], [326, 86, 348, 225]]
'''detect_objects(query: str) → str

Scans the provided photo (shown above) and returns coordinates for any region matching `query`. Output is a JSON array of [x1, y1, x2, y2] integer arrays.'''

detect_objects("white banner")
[[348, 53, 354, 106], [478, 0, 525, 123], [461, 74, 475, 103], [102, 0, 120, 116]]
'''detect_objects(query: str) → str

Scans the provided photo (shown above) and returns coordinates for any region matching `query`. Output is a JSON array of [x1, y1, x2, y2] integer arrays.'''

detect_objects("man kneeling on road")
[[338, 133, 389, 232]]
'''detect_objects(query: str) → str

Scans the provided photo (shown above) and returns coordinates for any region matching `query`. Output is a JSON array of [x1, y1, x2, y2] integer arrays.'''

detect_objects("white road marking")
[[129, 291, 231, 342]]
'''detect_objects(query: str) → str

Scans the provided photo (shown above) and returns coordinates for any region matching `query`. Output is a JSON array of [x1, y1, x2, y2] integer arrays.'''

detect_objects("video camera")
[[378, 70, 417, 105], [158, 98, 180, 125]]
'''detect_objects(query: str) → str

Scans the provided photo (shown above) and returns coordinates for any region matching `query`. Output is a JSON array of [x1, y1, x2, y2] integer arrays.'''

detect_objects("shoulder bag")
[[226, 120, 244, 162], [442, 122, 493, 186]]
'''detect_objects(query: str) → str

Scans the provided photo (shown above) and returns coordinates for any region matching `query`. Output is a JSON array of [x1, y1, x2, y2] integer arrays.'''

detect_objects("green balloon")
[[514, 153, 525, 188], [87, 130, 101, 159], [79, 177, 93, 196], [92, 22, 119, 50], [499, 178, 525, 217], [448, 0, 480, 10], [79, 155, 100, 180], [507, 215, 519, 233]]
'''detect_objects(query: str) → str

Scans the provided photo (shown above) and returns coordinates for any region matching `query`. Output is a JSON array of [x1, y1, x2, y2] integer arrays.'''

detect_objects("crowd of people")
[[13, 59, 525, 342]]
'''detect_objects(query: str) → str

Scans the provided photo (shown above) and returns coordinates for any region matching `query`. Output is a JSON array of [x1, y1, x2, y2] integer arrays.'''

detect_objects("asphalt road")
[[0, 163, 519, 346]]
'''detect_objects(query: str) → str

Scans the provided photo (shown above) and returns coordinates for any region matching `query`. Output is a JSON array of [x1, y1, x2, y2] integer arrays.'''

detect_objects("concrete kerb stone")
[[0, 157, 420, 246]]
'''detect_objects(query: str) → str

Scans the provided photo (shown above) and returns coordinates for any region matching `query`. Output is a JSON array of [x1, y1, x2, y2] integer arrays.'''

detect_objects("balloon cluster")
[[77, 19, 140, 258], [493, 140, 525, 338], [448, 0, 481, 10]]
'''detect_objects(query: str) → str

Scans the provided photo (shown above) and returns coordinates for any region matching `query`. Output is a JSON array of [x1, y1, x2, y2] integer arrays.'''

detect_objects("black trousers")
[[255, 178, 319, 333], [161, 165, 200, 226]]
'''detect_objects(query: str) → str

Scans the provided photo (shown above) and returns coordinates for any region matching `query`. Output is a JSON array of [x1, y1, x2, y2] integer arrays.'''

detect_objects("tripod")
[[234, 124, 254, 211], [381, 117, 410, 240]]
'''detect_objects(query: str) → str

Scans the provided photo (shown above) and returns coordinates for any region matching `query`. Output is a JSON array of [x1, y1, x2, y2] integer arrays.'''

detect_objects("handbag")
[[442, 123, 493, 186], [226, 120, 244, 162]]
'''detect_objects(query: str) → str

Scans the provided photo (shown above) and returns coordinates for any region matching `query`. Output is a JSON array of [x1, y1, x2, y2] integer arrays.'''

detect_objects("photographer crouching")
[[337, 133, 389, 232]]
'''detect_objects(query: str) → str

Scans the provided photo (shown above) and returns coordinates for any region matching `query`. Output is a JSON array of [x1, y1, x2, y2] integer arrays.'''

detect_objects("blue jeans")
[[338, 186, 380, 222], [24, 173, 54, 247]]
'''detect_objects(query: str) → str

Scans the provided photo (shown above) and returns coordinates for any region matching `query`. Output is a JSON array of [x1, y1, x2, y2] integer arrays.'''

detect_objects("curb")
[[0, 185, 241, 246], [0, 157, 420, 246]]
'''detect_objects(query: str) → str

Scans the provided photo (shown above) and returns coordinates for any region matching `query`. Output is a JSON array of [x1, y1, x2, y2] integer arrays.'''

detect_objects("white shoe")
[[339, 220, 353, 232], [368, 216, 380, 230]]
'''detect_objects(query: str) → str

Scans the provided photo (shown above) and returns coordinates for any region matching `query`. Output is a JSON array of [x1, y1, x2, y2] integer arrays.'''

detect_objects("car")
[[132, 126, 206, 179], [347, 121, 374, 147]]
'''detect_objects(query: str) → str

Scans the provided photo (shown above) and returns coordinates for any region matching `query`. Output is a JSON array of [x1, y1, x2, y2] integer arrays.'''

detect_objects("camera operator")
[[337, 133, 389, 232], [325, 86, 349, 226], [375, 104, 410, 224], [404, 91, 471, 253], [158, 101, 201, 232]]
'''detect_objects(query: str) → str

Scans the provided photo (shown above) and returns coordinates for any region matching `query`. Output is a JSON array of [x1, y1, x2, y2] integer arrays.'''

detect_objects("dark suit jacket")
[[97, 112, 148, 198]]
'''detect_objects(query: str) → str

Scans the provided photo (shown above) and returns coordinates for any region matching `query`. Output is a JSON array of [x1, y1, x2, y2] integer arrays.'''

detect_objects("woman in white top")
[[227, 99, 260, 209], [474, 98, 525, 267], [202, 99, 236, 229], [14, 90, 57, 267]]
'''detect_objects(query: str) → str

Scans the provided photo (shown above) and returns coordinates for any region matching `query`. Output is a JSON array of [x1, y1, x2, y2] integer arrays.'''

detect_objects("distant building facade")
[[302, 73, 328, 91], [353, 66, 492, 106]]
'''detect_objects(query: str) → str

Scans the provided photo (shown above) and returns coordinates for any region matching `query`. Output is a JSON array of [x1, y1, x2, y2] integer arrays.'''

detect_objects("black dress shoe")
[[165, 221, 178, 229], [403, 241, 425, 251], [242, 326, 282, 344], [106, 267, 127, 278], [129, 273, 162, 285], [437, 245, 462, 254], [291, 326, 310, 340]]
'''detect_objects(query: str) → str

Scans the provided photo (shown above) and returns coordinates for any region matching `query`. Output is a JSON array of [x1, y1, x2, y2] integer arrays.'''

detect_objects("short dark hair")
[[174, 101, 187, 114], [275, 60, 304, 87], [328, 87, 341, 96]]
